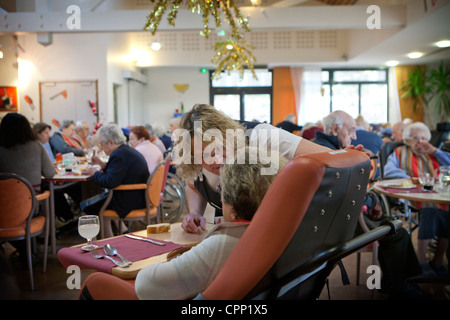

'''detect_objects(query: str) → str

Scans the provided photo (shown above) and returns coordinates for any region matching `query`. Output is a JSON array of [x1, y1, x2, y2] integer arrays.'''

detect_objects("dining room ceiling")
[[0, 0, 449, 67]]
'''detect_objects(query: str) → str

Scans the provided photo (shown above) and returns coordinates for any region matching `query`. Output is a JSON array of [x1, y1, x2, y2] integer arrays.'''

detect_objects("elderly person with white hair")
[[384, 121, 450, 277], [84, 123, 149, 237]]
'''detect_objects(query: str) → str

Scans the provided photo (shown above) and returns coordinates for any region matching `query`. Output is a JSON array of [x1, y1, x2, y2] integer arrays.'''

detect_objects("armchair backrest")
[[378, 141, 403, 179], [200, 149, 371, 300], [0, 172, 37, 230], [147, 162, 166, 207]]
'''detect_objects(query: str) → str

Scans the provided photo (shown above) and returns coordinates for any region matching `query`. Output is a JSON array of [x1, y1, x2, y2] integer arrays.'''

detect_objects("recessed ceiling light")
[[386, 60, 399, 67], [435, 40, 450, 48], [407, 52, 423, 59], [150, 41, 162, 51]]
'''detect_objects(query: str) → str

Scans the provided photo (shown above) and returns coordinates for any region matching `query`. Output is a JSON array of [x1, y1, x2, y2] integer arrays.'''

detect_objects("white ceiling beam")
[[269, 0, 308, 8], [0, 5, 405, 33]]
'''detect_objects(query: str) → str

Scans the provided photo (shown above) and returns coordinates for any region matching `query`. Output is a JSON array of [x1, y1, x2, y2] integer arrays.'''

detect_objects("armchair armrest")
[[112, 184, 147, 191], [36, 190, 50, 201]]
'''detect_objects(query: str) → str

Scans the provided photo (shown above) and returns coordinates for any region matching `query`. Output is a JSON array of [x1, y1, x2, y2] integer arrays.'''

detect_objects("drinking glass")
[[419, 172, 434, 191], [438, 166, 450, 192], [78, 215, 100, 251]]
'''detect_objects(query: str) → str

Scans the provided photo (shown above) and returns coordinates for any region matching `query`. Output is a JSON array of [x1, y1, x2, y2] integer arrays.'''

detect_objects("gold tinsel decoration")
[[144, 0, 257, 79], [211, 39, 257, 80]]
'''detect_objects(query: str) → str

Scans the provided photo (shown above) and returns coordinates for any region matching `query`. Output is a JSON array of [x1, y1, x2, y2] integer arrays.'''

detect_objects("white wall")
[[8, 32, 210, 131], [16, 32, 108, 125], [140, 67, 210, 131]]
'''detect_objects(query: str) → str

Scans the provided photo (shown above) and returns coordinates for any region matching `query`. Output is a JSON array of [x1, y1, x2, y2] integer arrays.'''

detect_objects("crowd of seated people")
[[1, 105, 448, 300]]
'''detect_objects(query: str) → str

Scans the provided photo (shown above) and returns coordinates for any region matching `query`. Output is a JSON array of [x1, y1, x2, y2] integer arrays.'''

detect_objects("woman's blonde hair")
[[174, 104, 245, 181], [219, 146, 288, 221]]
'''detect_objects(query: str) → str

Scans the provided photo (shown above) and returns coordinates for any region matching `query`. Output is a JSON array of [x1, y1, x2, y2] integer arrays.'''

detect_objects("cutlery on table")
[[90, 248, 129, 268], [125, 234, 166, 246], [104, 244, 131, 266]]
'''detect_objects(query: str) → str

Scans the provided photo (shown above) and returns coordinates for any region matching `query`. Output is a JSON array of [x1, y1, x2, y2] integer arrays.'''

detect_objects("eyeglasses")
[[407, 136, 427, 142]]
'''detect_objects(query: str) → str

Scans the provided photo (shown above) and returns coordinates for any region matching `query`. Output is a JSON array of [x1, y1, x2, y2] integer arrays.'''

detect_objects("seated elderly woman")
[[134, 147, 288, 299], [128, 126, 164, 174], [84, 123, 149, 237], [384, 122, 450, 276], [50, 120, 86, 156]]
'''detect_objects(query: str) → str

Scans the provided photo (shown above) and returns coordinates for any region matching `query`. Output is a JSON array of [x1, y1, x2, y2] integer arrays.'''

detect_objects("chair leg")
[[356, 252, 361, 286], [26, 235, 34, 291], [43, 203, 50, 273]]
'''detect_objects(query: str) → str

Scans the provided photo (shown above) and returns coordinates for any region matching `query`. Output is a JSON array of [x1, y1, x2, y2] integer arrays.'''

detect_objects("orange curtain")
[[395, 65, 425, 123], [272, 67, 297, 126]]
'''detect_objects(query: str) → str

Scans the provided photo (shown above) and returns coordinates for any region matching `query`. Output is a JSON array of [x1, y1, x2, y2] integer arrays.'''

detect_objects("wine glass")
[[78, 215, 100, 251]]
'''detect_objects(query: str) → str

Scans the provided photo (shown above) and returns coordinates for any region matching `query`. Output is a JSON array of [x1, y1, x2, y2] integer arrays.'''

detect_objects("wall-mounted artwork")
[[0, 86, 18, 112]]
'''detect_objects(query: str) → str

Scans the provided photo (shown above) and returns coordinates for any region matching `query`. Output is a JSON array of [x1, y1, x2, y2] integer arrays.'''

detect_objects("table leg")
[[49, 181, 56, 255]]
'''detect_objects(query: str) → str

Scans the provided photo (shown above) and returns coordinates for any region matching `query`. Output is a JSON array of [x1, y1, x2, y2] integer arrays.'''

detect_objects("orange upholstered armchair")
[[0, 172, 50, 291], [195, 149, 391, 300]]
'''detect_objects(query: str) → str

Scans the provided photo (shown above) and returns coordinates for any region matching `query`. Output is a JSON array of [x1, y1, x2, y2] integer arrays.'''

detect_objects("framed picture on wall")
[[0, 86, 18, 112]]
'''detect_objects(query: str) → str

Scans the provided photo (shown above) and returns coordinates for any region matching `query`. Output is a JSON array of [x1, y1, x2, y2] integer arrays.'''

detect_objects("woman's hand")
[[416, 140, 438, 155], [90, 156, 106, 170], [181, 213, 207, 233]]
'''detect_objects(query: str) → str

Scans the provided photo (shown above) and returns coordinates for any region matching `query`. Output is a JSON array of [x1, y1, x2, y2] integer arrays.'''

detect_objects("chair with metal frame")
[[0, 172, 50, 291], [98, 158, 168, 238]]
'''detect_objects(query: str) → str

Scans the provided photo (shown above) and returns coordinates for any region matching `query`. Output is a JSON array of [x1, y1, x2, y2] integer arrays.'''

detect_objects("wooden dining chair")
[[0, 172, 50, 291], [98, 158, 169, 238]]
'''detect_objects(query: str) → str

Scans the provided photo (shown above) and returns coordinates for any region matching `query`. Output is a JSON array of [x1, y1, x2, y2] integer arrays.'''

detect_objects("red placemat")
[[58, 234, 184, 273]]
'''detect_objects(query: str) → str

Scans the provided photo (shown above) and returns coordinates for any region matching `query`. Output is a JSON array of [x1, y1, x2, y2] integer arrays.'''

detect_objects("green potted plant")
[[427, 61, 450, 122], [400, 66, 432, 125]]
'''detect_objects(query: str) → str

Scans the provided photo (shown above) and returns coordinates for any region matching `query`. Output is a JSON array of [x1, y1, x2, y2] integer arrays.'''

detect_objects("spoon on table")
[[104, 244, 132, 266]]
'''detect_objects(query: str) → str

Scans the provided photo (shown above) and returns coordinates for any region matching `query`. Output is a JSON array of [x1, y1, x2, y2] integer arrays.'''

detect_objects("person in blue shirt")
[[351, 115, 383, 155], [33, 122, 56, 162]]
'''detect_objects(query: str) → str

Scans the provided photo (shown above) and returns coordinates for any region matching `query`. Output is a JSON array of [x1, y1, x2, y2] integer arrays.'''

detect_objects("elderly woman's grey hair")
[[402, 122, 431, 141], [61, 120, 75, 129], [152, 123, 167, 138], [97, 122, 127, 145], [322, 110, 347, 135], [284, 114, 296, 123]]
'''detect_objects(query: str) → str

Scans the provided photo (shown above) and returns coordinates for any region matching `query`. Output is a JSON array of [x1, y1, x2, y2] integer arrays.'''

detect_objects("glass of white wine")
[[78, 215, 100, 251]]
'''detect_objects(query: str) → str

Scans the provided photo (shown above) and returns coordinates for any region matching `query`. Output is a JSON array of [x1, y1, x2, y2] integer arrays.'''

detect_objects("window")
[[210, 69, 272, 123], [321, 69, 388, 123]]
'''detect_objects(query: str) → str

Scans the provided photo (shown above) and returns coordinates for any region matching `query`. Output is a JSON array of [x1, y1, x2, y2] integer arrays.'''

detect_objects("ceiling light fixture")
[[150, 41, 162, 51], [435, 40, 450, 48], [407, 52, 423, 59], [386, 60, 399, 67]]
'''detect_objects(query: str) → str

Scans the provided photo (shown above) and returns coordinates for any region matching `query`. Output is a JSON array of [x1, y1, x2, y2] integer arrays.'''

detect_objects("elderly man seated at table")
[[134, 147, 288, 300], [384, 121, 450, 277], [84, 123, 149, 237]]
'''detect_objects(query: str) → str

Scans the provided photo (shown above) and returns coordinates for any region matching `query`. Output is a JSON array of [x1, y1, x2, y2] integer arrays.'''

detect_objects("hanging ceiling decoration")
[[143, 0, 256, 79]]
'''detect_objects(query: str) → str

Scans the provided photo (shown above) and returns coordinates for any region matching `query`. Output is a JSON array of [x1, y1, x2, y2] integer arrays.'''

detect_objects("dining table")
[[57, 222, 215, 280], [373, 178, 450, 233], [43, 166, 93, 255]]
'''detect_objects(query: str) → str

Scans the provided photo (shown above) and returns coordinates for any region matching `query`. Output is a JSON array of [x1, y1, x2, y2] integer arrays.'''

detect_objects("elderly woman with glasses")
[[384, 121, 450, 277]]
